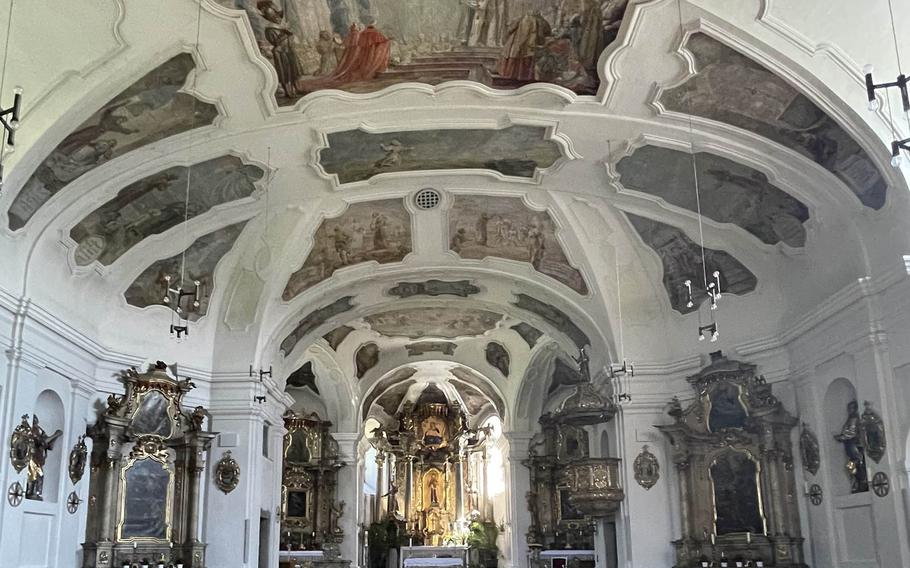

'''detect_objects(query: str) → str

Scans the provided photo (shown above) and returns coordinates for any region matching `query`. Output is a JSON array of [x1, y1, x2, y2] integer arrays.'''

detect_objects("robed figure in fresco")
[[257, 1, 304, 98]]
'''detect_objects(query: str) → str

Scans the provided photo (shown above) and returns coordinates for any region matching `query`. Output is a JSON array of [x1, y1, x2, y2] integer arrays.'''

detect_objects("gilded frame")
[[116, 453, 174, 543], [703, 381, 749, 432], [128, 388, 178, 439], [707, 448, 767, 537]]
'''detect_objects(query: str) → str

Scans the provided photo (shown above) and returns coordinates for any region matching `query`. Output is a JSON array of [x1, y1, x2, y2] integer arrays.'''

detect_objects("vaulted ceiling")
[[1, 0, 908, 409]]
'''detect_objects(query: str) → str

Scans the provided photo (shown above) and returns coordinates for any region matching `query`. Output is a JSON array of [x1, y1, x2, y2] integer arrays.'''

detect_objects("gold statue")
[[25, 415, 62, 501]]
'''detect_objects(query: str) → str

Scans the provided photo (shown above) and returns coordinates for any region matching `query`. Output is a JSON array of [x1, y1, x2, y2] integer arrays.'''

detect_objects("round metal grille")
[[414, 188, 441, 210]]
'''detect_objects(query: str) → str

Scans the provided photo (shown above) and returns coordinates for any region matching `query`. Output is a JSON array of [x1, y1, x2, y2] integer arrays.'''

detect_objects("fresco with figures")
[[282, 199, 412, 300], [616, 145, 810, 247], [69, 156, 263, 267], [319, 125, 563, 184], [449, 195, 588, 294], [124, 222, 248, 320], [624, 213, 757, 313], [661, 33, 886, 209], [280, 296, 356, 355], [8, 54, 218, 231], [363, 307, 502, 338], [220, 0, 629, 101]]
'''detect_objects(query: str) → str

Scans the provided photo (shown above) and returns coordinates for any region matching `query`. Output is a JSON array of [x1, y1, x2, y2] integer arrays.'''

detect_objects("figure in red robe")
[[332, 22, 391, 82]]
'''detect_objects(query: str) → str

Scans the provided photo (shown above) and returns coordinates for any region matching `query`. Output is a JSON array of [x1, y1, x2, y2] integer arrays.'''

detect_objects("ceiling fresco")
[[375, 381, 415, 417], [511, 293, 589, 348], [548, 357, 583, 394], [318, 126, 563, 184], [450, 195, 588, 294], [661, 33, 886, 209], [388, 279, 480, 299], [286, 361, 320, 393], [406, 342, 457, 356], [362, 366, 418, 420], [615, 145, 810, 247], [363, 307, 503, 339], [625, 213, 758, 314], [124, 222, 247, 320], [223, 0, 629, 103], [323, 325, 356, 350], [511, 322, 543, 347], [356, 342, 381, 377], [279, 296, 356, 356], [282, 199, 412, 300], [485, 341, 510, 377], [449, 366, 505, 415], [8, 53, 219, 231], [68, 156, 262, 267], [450, 381, 493, 415]]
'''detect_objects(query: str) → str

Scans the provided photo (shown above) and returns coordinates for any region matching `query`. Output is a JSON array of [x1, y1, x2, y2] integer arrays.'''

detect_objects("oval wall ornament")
[[215, 450, 240, 494]]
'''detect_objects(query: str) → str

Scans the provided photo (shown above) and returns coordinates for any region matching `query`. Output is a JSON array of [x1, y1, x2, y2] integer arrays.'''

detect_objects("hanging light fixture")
[[250, 365, 272, 404], [863, 0, 910, 167], [0, 1, 22, 193]]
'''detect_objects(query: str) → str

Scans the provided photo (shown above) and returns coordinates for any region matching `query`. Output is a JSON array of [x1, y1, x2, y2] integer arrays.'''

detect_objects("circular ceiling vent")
[[414, 188, 441, 210]]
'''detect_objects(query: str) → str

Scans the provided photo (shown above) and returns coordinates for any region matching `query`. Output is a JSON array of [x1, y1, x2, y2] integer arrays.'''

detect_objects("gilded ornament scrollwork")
[[214, 450, 240, 494], [633, 445, 660, 490]]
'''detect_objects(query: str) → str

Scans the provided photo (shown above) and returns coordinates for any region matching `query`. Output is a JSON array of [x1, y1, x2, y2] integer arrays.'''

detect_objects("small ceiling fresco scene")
[[282, 199, 412, 300], [286, 361, 319, 393], [124, 222, 247, 320], [485, 341, 510, 377], [625, 213, 758, 313], [355, 342, 381, 377], [68, 156, 262, 267], [8, 53, 218, 231], [661, 33, 886, 209], [511, 322, 543, 347], [363, 307, 503, 339], [406, 341, 457, 356], [322, 325, 355, 350], [280, 296, 356, 356], [616, 146, 810, 247], [449, 195, 588, 294], [548, 357, 583, 393], [388, 280, 480, 299], [318, 125, 563, 184], [225, 0, 629, 102], [511, 293, 589, 348]]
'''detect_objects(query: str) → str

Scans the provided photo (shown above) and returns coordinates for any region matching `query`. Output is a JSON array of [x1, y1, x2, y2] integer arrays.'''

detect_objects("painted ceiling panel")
[[449, 195, 588, 294], [319, 125, 563, 184], [364, 307, 502, 339], [625, 213, 757, 314], [616, 145, 810, 247], [511, 293, 589, 348], [282, 199, 412, 300], [8, 54, 219, 230], [661, 33, 885, 209], [124, 221, 248, 320], [280, 296, 356, 356], [223, 0, 630, 103], [69, 156, 262, 266]]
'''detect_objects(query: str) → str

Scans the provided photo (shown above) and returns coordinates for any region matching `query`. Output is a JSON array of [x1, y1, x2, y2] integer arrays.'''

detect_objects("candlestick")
[[711, 533, 716, 546], [746, 531, 751, 545]]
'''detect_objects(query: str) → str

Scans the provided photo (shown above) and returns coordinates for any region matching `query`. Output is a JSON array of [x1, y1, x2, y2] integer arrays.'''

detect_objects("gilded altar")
[[82, 361, 215, 568], [657, 354, 807, 567]]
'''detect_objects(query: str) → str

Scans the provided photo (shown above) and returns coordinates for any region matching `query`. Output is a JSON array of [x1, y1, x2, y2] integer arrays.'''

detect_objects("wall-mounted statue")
[[860, 401, 886, 464], [834, 400, 869, 493], [7, 415, 63, 501], [68, 435, 88, 485]]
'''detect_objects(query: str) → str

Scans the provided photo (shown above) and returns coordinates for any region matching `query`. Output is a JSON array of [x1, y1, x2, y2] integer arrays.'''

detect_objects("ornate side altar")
[[280, 411, 350, 568], [82, 362, 216, 568], [657, 354, 807, 567]]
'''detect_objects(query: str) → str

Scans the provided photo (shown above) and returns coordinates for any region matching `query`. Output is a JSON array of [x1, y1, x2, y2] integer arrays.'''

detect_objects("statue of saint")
[[834, 400, 869, 493], [26, 416, 62, 500], [428, 473, 440, 505], [383, 481, 400, 517]]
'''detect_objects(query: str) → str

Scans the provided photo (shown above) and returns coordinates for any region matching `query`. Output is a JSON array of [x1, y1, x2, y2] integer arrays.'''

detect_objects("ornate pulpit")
[[82, 361, 215, 568], [658, 354, 807, 567]]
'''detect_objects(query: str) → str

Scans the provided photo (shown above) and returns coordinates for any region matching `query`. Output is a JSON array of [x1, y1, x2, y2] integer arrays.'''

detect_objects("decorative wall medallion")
[[799, 423, 820, 476], [68, 434, 88, 484], [8, 415, 31, 473], [215, 451, 241, 494], [808, 483, 823, 506], [633, 445, 660, 490], [860, 401, 886, 463], [66, 491, 82, 514], [7, 481, 23, 507], [871, 472, 890, 498]]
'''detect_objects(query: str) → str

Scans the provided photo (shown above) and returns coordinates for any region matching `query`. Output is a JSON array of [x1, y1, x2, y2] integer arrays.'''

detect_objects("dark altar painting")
[[221, 0, 630, 102], [125, 222, 247, 320], [558, 487, 584, 521], [286, 431, 312, 464], [710, 451, 764, 536], [282, 199, 412, 300], [131, 391, 172, 438], [287, 489, 308, 518], [661, 33, 886, 210], [625, 214, 757, 313], [450, 195, 589, 294], [708, 381, 748, 431], [615, 145, 810, 247], [319, 125, 562, 184], [69, 156, 263, 267], [121, 458, 171, 539], [8, 54, 219, 231]]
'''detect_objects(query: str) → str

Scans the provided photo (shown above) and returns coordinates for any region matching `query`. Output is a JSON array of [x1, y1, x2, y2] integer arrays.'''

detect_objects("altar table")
[[400, 545, 468, 568], [403, 559, 464, 567]]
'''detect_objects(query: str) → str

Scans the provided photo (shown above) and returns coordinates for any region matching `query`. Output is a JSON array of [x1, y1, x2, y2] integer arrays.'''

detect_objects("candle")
[[746, 532, 751, 545], [133, 541, 138, 550], [710, 533, 716, 546]]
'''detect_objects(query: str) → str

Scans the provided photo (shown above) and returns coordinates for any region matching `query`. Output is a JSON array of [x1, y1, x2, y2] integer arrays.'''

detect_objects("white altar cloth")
[[540, 549, 596, 558], [403, 559, 463, 567], [279, 550, 325, 560]]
